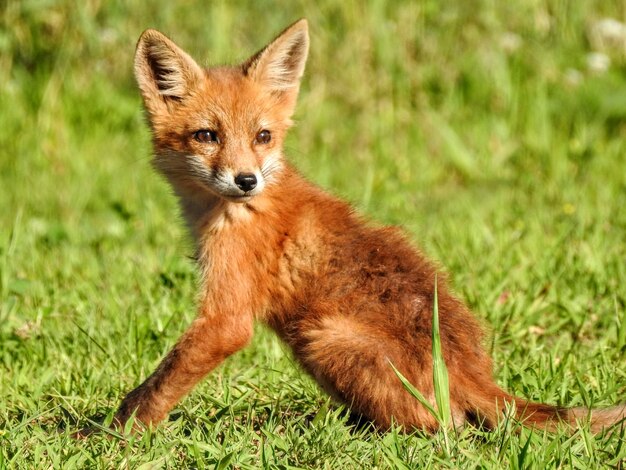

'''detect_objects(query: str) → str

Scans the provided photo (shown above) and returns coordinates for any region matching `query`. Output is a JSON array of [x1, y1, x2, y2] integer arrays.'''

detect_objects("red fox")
[[110, 19, 624, 434]]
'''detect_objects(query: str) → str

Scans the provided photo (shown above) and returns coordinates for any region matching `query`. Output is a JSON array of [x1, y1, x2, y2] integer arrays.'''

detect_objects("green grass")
[[2, 0, 626, 467]]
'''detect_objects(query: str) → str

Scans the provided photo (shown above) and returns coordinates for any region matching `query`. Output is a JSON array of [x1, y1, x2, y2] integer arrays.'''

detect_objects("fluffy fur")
[[107, 19, 625, 434]]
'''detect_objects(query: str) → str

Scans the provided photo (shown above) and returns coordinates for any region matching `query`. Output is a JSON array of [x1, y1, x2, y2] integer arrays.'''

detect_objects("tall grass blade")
[[432, 274, 452, 427], [389, 274, 452, 457]]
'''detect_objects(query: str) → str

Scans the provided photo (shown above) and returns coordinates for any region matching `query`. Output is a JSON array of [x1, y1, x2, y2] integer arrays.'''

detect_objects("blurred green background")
[[2, 1, 626, 467]]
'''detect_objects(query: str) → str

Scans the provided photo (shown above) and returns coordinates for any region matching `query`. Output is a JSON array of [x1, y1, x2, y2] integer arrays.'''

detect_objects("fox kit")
[[110, 19, 624, 434]]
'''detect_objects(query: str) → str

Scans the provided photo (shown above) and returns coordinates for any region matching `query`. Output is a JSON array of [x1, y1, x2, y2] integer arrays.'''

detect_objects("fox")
[[105, 19, 624, 435]]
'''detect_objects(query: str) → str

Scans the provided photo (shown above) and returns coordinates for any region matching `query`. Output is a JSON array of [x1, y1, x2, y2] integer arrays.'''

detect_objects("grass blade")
[[389, 360, 440, 421], [390, 274, 453, 438], [432, 274, 452, 427]]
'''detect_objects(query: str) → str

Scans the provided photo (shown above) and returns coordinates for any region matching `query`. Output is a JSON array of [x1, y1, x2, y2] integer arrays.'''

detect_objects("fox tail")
[[468, 383, 626, 433]]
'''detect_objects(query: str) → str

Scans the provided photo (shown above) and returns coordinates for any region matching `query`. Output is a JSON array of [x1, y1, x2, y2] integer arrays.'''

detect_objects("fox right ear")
[[134, 29, 204, 114]]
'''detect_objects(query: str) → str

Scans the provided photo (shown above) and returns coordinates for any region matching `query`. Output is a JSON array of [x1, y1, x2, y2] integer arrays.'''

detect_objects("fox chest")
[[196, 213, 319, 319]]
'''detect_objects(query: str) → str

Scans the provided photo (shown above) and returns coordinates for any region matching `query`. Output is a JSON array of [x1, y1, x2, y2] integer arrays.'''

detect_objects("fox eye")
[[193, 130, 220, 144], [255, 129, 271, 145]]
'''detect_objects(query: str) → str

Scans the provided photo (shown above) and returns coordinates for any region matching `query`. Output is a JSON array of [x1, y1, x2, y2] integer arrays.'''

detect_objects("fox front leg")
[[114, 313, 253, 431]]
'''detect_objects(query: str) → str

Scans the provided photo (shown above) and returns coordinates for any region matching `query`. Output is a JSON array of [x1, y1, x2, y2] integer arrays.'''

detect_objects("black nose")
[[234, 173, 257, 192]]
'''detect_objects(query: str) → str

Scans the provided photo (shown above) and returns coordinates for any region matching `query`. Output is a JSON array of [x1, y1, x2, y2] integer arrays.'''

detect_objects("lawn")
[[1, 0, 626, 467]]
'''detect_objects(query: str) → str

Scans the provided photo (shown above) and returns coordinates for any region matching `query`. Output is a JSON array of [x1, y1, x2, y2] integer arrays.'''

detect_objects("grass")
[[2, 0, 626, 467]]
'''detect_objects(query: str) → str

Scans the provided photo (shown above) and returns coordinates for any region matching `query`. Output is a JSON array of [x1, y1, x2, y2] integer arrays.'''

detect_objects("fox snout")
[[210, 166, 266, 202], [234, 173, 257, 192]]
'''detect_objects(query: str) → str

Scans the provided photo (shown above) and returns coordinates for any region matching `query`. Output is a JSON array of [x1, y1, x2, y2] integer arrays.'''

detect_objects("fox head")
[[134, 20, 309, 203]]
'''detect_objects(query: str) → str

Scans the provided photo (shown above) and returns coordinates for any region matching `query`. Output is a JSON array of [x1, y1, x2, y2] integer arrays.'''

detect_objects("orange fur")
[[107, 20, 625, 434]]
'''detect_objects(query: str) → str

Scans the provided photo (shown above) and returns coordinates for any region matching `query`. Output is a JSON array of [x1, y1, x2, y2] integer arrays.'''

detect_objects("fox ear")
[[134, 29, 204, 113], [243, 19, 309, 92]]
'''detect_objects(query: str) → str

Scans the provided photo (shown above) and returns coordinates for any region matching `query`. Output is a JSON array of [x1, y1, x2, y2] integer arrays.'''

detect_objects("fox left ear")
[[243, 19, 309, 94], [134, 29, 204, 116]]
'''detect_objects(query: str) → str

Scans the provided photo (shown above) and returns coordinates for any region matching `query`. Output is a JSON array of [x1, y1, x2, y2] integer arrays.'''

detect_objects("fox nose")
[[234, 172, 257, 192]]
